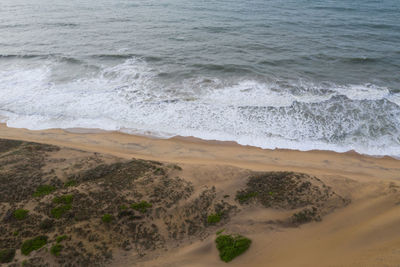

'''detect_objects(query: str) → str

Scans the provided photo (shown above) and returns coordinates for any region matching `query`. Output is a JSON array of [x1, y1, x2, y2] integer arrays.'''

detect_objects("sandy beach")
[[0, 123, 399, 266]]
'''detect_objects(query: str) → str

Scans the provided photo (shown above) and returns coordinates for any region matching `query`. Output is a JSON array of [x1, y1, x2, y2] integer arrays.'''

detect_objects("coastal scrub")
[[21, 236, 48, 255], [33, 185, 55, 197], [131, 201, 152, 213], [0, 248, 15, 263], [207, 213, 221, 224], [51, 205, 72, 219], [215, 234, 251, 262], [102, 214, 113, 223], [14, 209, 29, 220], [50, 244, 63, 256]]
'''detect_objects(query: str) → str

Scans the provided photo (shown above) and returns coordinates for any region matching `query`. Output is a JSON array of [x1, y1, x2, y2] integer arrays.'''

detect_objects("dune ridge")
[[0, 124, 400, 266]]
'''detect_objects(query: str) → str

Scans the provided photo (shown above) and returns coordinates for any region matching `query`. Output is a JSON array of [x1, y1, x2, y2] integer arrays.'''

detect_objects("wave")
[[311, 6, 357, 12], [0, 53, 166, 64], [0, 57, 399, 157]]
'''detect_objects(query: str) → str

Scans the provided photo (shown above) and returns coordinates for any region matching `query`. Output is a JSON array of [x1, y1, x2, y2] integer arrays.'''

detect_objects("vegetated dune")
[[0, 136, 399, 266]]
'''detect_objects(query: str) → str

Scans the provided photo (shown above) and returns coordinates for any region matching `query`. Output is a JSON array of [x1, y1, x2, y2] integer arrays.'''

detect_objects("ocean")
[[0, 0, 399, 156]]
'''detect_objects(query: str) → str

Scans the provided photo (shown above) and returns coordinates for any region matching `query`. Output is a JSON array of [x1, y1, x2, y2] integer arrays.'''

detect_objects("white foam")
[[0, 58, 399, 157], [334, 83, 390, 101]]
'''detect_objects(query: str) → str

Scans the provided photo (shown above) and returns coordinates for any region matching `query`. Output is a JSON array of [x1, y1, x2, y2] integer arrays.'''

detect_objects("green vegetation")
[[33, 185, 55, 197], [51, 194, 73, 219], [51, 204, 72, 219], [216, 229, 225, 235], [21, 236, 48, 255], [235, 191, 258, 204], [50, 244, 63, 256], [215, 234, 251, 262], [53, 194, 73, 204], [13, 209, 29, 220], [207, 213, 221, 224], [119, 204, 128, 210], [102, 214, 113, 223], [131, 201, 152, 213], [13, 231, 19, 236], [64, 180, 77, 187], [56, 235, 67, 243], [0, 248, 15, 263]]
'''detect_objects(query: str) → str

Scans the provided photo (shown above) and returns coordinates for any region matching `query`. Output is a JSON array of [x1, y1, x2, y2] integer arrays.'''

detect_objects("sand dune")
[[0, 123, 399, 266]]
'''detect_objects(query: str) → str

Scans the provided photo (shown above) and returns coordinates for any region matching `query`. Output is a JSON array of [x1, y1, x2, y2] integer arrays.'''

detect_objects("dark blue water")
[[0, 0, 399, 156]]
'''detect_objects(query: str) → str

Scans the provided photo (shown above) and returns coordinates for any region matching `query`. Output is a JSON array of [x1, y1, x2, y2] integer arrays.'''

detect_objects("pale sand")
[[1, 123, 400, 266]]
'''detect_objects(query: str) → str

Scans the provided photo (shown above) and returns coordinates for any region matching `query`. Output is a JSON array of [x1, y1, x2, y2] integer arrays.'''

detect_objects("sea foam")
[[0, 58, 399, 157]]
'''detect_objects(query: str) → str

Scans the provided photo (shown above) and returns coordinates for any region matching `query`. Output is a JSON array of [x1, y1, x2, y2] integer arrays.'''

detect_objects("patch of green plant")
[[216, 229, 225, 235], [56, 235, 67, 243], [33, 185, 55, 197], [119, 204, 128, 210], [13, 209, 29, 220], [0, 248, 15, 263], [50, 244, 62, 256], [64, 180, 77, 187], [51, 204, 71, 219], [13, 231, 19, 236], [235, 191, 258, 204], [215, 234, 251, 262], [53, 194, 73, 205], [21, 236, 48, 255], [207, 213, 221, 224], [131, 201, 152, 213], [102, 214, 113, 223]]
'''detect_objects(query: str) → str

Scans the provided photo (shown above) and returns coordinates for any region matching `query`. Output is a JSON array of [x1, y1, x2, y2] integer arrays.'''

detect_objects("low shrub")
[[50, 244, 62, 256], [235, 191, 258, 204], [119, 205, 128, 210], [33, 185, 55, 197], [216, 229, 225, 235], [21, 236, 48, 255], [14, 209, 29, 220], [207, 213, 221, 224], [172, 164, 182, 171], [102, 214, 113, 223], [64, 180, 77, 187], [39, 219, 54, 231], [51, 204, 71, 219], [56, 235, 67, 243], [291, 207, 320, 225], [53, 195, 73, 205], [131, 201, 152, 213], [215, 234, 251, 262], [0, 248, 15, 263]]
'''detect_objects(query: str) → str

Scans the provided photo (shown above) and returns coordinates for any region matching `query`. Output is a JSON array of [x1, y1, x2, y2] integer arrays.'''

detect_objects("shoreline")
[[4, 122, 400, 160], [0, 123, 399, 181]]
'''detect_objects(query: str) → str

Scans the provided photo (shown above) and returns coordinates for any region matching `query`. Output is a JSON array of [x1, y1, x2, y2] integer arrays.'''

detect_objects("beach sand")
[[1, 123, 400, 266]]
